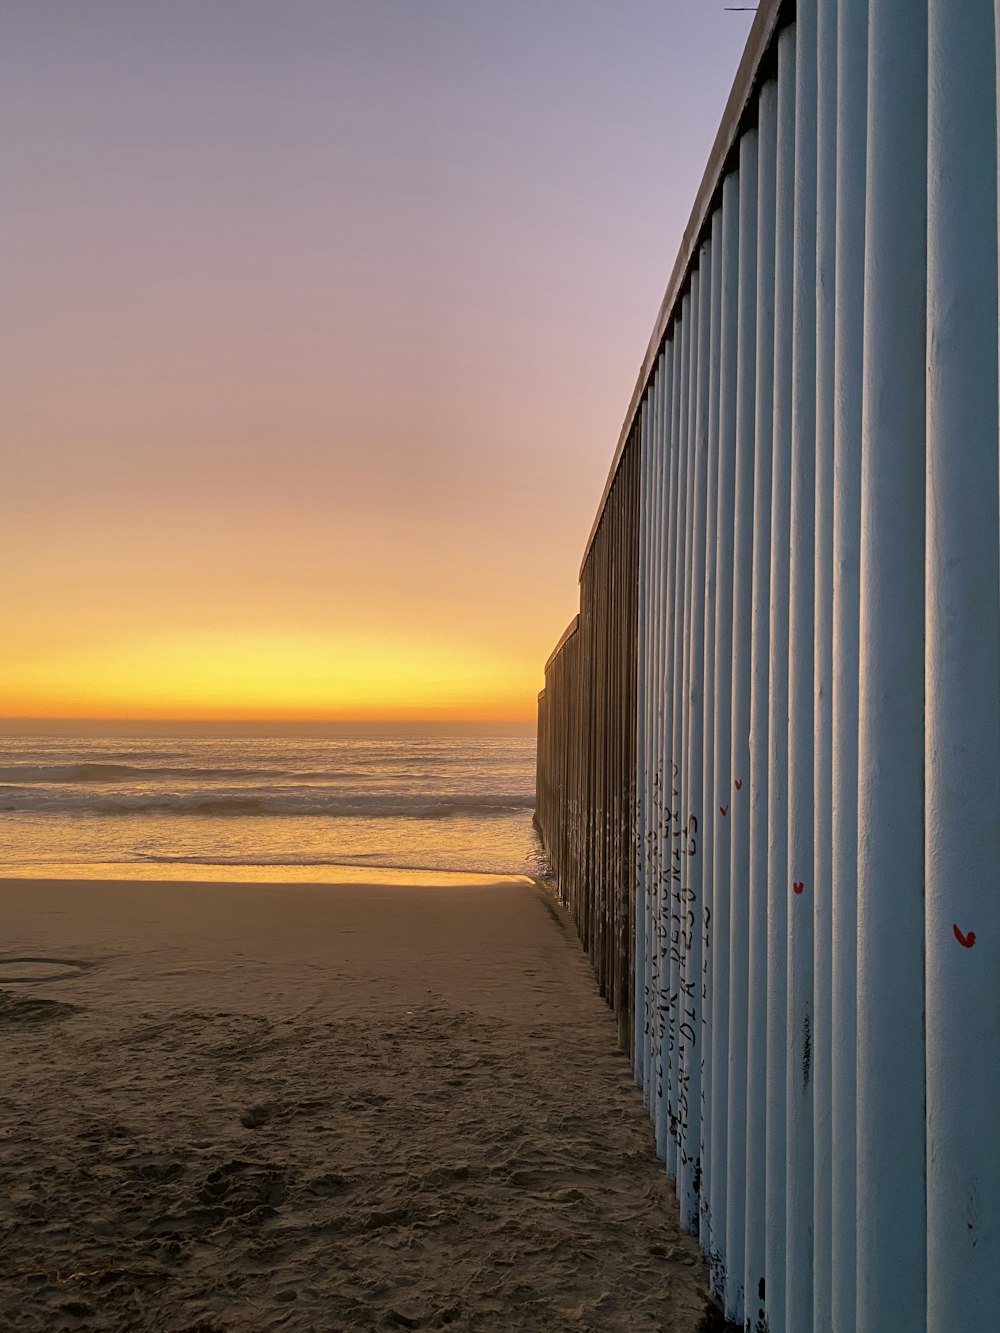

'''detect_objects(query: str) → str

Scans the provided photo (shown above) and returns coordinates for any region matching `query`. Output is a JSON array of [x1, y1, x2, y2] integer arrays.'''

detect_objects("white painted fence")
[[537, 2, 1000, 1329]]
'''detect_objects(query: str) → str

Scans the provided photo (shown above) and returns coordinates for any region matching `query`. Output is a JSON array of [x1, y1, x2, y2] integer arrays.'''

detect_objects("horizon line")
[[0, 716, 537, 736]]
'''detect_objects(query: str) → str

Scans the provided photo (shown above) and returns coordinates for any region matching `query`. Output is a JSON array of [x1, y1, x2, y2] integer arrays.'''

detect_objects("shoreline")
[[0, 861, 540, 888]]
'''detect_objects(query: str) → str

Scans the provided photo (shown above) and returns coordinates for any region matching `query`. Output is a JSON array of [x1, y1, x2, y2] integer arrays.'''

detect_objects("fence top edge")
[[578, 0, 790, 579], [544, 614, 581, 673]]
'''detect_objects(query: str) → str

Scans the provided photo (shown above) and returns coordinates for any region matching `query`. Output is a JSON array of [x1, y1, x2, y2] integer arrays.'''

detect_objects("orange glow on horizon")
[[0, 629, 539, 723]]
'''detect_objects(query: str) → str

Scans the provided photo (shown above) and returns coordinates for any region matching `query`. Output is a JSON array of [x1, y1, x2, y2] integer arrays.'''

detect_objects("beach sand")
[[1, 874, 718, 1332]]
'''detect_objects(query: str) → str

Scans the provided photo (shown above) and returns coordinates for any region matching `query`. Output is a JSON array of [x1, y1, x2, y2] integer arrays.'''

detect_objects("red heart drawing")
[[953, 923, 976, 949], [720, 805, 728, 817], [734, 779, 743, 791], [793, 881, 804, 895]]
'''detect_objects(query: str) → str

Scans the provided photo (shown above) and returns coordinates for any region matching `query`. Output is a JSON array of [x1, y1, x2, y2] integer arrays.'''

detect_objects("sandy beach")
[[1, 874, 718, 1332]]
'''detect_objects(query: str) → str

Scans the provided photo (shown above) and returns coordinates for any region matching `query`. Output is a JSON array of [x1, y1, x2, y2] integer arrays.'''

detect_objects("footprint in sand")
[[0, 989, 80, 1025], [239, 1102, 280, 1129]]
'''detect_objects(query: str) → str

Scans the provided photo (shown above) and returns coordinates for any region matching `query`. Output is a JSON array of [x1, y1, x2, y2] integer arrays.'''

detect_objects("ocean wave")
[[124, 797, 268, 816], [0, 763, 353, 784], [0, 788, 535, 819]]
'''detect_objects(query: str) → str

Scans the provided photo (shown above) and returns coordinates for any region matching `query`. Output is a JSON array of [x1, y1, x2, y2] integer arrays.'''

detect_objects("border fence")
[[534, 3, 1000, 1330]]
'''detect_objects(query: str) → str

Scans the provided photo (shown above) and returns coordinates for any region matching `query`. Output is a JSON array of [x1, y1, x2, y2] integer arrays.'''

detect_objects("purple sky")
[[1, 1, 753, 722]]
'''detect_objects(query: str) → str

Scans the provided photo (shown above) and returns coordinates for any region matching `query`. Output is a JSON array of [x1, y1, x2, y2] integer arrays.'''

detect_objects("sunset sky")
[[2, 1, 752, 725]]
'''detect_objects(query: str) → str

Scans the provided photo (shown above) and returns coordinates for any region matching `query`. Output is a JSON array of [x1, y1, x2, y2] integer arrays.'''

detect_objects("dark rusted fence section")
[[535, 424, 640, 1049]]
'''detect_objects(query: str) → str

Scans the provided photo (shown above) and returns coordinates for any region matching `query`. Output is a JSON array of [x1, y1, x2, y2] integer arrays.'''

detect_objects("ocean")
[[0, 733, 543, 881]]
